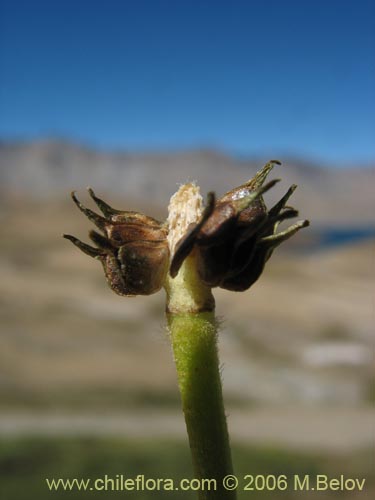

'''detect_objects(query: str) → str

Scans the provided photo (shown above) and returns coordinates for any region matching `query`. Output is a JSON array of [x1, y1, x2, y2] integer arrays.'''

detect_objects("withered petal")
[[117, 240, 169, 295], [226, 161, 282, 203], [248, 160, 281, 190], [259, 220, 310, 249], [220, 161, 280, 203], [268, 208, 299, 227], [226, 237, 258, 281], [261, 208, 299, 236], [87, 187, 123, 218], [89, 230, 114, 251], [229, 178, 280, 212], [100, 253, 131, 296], [197, 179, 280, 247], [71, 191, 107, 231], [268, 184, 297, 218], [63, 234, 104, 259], [220, 245, 272, 292], [196, 243, 233, 287]]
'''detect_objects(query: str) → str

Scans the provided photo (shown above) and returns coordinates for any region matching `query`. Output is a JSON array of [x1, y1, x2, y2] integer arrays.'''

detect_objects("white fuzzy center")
[[167, 183, 203, 257]]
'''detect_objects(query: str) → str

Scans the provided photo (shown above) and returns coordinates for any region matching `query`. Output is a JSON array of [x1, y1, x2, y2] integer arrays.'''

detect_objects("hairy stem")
[[166, 184, 236, 499], [168, 310, 235, 499]]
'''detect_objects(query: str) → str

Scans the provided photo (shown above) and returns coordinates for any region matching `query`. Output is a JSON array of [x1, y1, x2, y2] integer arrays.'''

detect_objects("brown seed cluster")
[[64, 189, 169, 296], [64, 161, 309, 296]]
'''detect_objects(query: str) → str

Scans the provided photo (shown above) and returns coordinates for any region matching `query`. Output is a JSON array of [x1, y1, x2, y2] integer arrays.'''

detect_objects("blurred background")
[[0, 1, 374, 498]]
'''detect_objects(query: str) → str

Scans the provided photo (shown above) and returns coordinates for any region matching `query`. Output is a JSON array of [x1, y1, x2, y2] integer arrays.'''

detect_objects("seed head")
[[64, 161, 309, 295]]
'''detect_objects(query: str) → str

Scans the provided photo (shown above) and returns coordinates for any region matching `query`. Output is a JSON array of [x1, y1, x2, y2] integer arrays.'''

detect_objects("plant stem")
[[167, 309, 236, 499], [165, 183, 236, 499]]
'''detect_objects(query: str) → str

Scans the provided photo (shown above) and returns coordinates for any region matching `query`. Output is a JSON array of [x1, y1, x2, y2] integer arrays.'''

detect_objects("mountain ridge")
[[1, 138, 374, 225]]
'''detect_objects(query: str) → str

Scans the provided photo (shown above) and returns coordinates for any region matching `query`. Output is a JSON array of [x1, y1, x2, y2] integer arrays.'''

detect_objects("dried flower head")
[[63, 188, 169, 296], [170, 160, 309, 291], [64, 161, 309, 296]]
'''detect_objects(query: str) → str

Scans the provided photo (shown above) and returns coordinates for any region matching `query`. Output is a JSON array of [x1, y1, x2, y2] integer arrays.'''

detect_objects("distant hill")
[[0, 138, 374, 225]]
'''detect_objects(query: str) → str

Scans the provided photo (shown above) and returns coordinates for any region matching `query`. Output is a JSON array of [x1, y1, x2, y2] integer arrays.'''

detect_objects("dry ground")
[[0, 199, 373, 450]]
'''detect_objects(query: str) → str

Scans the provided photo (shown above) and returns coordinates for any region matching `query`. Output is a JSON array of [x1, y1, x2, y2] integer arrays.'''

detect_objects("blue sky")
[[0, 0, 374, 165]]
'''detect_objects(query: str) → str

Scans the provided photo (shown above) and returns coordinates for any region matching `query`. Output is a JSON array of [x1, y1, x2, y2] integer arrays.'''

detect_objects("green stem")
[[168, 312, 236, 499], [166, 254, 236, 500]]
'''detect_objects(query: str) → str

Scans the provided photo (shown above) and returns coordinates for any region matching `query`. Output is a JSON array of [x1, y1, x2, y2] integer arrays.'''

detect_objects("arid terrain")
[[0, 141, 374, 500], [0, 183, 373, 450]]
